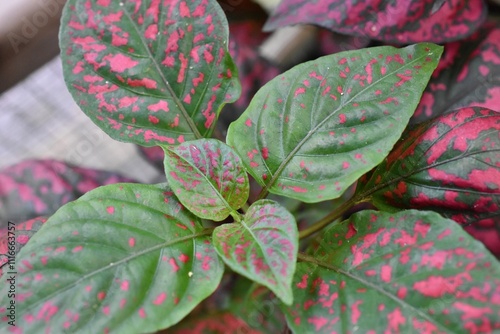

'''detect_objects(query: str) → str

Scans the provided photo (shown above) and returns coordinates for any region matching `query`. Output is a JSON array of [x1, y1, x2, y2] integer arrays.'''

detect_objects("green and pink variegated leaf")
[[264, 0, 487, 44], [357, 107, 500, 227], [0, 183, 223, 333], [163, 139, 249, 221], [0, 217, 47, 277], [412, 21, 500, 124], [227, 43, 442, 202], [283, 210, 500, 333], [213, 200, 298, 305], [60, 0, 240, 146]]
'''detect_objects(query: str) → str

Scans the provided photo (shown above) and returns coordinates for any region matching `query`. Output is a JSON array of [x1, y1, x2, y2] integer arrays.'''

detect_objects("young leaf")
[[357, 107, 500, 226], [213, 200, 298, 305], [264, 0, 487, 44], [284, 210, 500, 333], [60, 0, 240, 146], [412, 21, 500, 124], [0, 183, 223, 333], [227, 43, 442, 202], [163, 139, 249, 221]]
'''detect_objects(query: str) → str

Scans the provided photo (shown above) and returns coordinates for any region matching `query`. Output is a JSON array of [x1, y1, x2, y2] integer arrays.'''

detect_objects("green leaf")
[[283, 210, 500, 333], [164, 139, 249, 221], [0, 183, 223, 333], [227, 43, 442, 202], [60, 0, 240, 146], [213, 200, 298, 305], [357, 107, 500, 226]]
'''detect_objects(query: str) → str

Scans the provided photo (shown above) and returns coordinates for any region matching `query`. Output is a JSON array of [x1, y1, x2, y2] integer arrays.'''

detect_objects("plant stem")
[[298, 195, 361, 239], [241, 202, 250, 213], [256, 188, 269, 201]]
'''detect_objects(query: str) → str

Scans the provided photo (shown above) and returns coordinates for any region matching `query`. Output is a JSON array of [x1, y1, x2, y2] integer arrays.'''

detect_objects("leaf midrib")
[[166, 146, 240, 219], [237, 212, 295, 301], [122, 5, 203, 138]]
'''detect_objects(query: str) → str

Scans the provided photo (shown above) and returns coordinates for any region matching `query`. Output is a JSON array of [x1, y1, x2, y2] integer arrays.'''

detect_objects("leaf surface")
[[264, 0, 487, 44], [0, 183, 223, 333], [227, 43, 442, 202], [357, 107, 500, 226], [284, 210, 500, 333], [60, 0, 240, 146], [164, 139, 249, 221], [213, 200, 298, 304]]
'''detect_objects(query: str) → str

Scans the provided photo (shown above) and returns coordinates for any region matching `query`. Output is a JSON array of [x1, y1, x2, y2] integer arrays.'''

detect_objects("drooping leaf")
[[412, 21, 500, 124], [0, 217, 47, 276], [0, 159, 135, 223], [163, 138, 249, 221], [227, 43, 442, 202], [264, 0, 487, 44], [283, 210, 500, 333], [213, 200, 298, 305], [357, 107, 500, 227], [60, 0, 240, 146], [0, 183, 223, 333]]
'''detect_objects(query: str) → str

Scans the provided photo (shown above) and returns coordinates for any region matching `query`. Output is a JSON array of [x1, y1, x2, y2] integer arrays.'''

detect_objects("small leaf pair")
[[163, 139, 298, 305]]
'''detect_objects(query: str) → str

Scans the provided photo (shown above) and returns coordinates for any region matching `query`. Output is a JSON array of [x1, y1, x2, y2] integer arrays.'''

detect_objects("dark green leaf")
[[227, 43, 442, 202], [0, 183, 223, 333]]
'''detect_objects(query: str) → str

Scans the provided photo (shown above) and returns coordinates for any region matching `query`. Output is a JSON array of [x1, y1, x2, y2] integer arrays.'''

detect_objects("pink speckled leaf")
[[227, 43, 442, 202], [0, 183, 223, 333], [264, 0, 487, 44], [412, 21, 500, 124], [358, 107, 500, 228], [213, 200, 298, 305], [284, 210, 500, 333], [0, 159, 135, 223], [60, 0, 240, 146], [163, 139, 249, 221]]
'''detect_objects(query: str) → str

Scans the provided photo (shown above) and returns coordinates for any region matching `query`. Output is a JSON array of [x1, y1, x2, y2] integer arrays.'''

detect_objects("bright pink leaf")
[[264, 0, 487, 44]]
